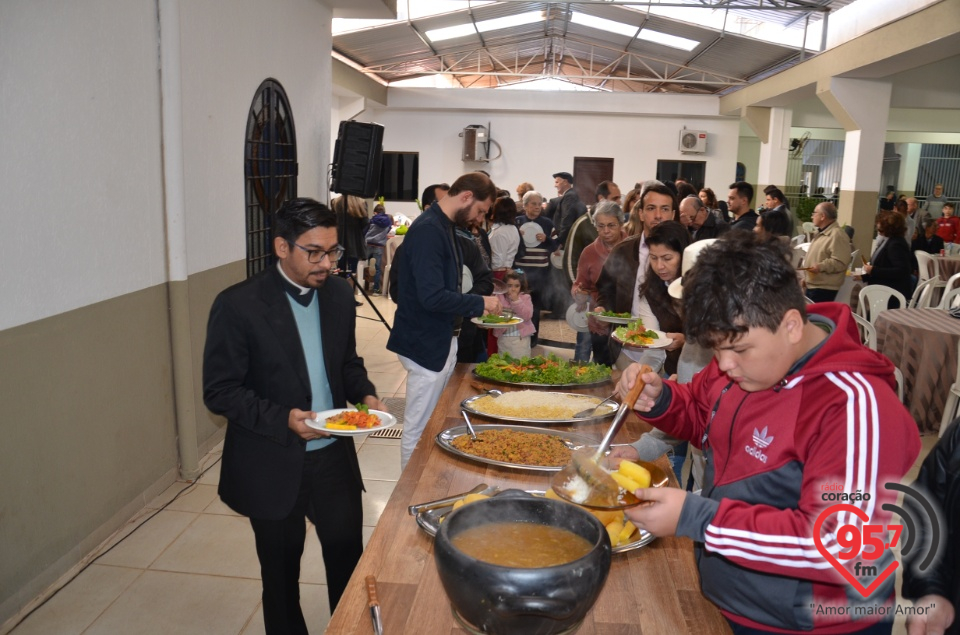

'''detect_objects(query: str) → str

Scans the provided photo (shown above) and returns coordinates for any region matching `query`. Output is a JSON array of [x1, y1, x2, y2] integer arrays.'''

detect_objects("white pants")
[[398, 338, 458, 470]]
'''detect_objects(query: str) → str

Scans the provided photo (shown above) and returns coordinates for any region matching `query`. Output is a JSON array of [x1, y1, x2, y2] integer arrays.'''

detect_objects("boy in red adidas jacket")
[[615, 232, 921, 635]]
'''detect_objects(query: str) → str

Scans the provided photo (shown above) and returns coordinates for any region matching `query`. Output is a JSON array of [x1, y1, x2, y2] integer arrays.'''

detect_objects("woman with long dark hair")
[[624, 221, 690, 375]]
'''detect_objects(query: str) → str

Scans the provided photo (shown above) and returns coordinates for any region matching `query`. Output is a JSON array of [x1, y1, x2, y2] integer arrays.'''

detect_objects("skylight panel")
[[425, 23, 477, 42], [570, 12, 638, 38], [636, 28, 699, 51], [476, 12, 543, 34]]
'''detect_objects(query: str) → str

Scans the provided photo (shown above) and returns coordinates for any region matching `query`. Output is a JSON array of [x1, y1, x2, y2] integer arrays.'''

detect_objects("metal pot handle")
[[494, 595, 578, 619], [491, 488, 534, 500]]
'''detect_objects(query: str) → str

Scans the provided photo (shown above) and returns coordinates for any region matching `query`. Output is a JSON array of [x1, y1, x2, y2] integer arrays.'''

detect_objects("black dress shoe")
[[355, 300, 363, 307]]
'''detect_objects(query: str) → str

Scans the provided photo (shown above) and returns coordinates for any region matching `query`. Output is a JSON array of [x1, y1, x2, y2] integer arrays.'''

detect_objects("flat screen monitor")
[[378, 152, 419, 201]]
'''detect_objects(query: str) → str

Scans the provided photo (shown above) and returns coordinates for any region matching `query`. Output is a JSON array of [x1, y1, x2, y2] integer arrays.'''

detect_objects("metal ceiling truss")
[[363, 38, 748, 89]]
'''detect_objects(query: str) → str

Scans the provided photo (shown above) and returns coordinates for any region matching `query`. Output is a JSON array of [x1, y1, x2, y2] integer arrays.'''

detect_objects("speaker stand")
[[341, 270, 392, 332]]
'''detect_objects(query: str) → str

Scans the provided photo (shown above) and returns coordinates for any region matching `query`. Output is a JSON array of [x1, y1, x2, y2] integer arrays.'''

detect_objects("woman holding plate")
[[621, 221, 690, 375]]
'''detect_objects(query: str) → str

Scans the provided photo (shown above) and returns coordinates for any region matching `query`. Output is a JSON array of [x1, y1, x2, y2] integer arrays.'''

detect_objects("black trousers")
[[805, 287, 838, 303], [249, 441, 364, 635]]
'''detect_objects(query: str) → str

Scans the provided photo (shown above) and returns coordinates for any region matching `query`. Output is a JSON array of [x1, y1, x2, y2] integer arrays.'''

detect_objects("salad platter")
[[472, 352, 612, 388]]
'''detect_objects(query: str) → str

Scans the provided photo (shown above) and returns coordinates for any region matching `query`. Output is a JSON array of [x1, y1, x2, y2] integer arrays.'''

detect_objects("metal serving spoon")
[[551, 365, 652, 510], [461, 410, 481, 441], [572, 391, 618, 419]]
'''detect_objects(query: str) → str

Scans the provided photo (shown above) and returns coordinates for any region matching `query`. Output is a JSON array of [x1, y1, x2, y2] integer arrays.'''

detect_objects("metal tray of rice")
[[435, 424, 597, 472], [461, 390, 617, 424]]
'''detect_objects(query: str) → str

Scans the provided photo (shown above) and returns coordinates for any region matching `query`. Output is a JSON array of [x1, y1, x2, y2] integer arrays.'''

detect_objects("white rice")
[[471, 390, 614, 419]]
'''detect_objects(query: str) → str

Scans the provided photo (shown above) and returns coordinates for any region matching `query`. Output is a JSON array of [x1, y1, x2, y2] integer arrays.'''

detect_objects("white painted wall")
[[0, 0, 165, 331], [347, 88, 740, 218], [0, 0, 334, 331], [178, 0, 333, 275]]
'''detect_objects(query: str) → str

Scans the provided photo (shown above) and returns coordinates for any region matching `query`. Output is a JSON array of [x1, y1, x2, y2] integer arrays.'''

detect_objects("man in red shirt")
[[935, 202, 959, 244]]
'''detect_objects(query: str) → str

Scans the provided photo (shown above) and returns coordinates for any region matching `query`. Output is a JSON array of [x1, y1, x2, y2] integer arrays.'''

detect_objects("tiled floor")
[[7, 294, 941, 635]]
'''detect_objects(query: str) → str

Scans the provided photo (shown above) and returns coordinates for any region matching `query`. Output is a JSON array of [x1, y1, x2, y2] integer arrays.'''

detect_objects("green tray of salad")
[[472, 353, 612, 387]]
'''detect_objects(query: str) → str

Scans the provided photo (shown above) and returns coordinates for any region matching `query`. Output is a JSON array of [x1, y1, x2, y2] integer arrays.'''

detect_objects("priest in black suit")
[[203, 198, 382, 634]]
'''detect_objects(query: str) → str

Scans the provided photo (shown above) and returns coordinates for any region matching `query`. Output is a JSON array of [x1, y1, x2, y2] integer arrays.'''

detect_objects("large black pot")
[[434, 490, 612, 634]]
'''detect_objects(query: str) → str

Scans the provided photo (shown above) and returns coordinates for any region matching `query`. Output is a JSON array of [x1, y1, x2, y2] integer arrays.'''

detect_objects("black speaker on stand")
[[331, 121, 384, 197], [330, 121, 391, 331]]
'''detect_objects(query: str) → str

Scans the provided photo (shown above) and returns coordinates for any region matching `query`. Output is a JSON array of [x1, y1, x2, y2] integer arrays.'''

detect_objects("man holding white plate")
[[203, 198, 384, 634]]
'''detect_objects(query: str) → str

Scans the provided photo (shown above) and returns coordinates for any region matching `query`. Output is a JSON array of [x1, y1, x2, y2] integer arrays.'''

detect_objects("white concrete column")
[[744, 106, 793, 193], [816, 77, 893, 256], [896, 142, 922, 197]]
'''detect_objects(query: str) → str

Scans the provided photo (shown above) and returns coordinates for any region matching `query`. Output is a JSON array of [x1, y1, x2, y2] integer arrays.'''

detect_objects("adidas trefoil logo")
[[752, 426, 774, 449], [746, 426, 774, 463]]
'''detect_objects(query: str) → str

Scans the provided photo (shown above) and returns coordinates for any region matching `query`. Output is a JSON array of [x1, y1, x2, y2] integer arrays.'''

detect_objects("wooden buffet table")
[[325, 364, 730, 635]]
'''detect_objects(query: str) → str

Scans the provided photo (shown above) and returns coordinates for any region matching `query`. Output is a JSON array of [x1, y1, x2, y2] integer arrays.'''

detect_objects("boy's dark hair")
[[729, 181, 755, 203], [683, 231, 806, 348], [273, 198, 336, 243], [421, 183, 450, 208], [492, 197, 519, 224], [758, 208, 792, 237]]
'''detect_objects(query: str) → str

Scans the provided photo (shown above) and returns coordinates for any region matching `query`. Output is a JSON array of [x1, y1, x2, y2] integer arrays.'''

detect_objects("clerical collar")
[[277, 263, 315, 307]]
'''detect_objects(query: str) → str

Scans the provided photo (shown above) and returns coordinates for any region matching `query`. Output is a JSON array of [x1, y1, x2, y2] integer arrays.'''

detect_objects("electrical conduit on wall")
[[158, 0, 200, 480]]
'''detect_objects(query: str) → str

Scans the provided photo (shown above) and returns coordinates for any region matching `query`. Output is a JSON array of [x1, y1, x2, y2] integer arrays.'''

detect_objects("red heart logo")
[[813, 503, 898, 599]]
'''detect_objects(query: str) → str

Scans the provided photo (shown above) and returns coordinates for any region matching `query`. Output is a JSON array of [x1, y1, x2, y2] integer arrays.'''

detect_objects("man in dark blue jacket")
[[387, 172, 502, 469]]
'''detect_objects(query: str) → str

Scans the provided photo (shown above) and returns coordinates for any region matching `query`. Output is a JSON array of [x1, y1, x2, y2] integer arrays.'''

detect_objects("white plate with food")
[[587, 311, 635, 325], [519, 221, 543, 248], [612, 324, 672, 350], [306, 408, 397, 436], [471, 315, 524, 329]]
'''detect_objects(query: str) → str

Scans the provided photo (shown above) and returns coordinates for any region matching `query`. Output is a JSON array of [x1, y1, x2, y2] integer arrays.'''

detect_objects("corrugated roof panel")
[[692, 36, 800, 79]]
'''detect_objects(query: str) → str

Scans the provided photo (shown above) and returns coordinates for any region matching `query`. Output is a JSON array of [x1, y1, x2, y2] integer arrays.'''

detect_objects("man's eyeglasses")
[[290, 242, 345, 263]]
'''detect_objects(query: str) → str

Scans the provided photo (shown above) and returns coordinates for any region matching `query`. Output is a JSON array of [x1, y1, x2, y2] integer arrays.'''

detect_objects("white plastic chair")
[[791, 246, 806, 268], [851, 312, 877, 350], [940, 287, 960, 311], [849, 249, 861, 272], [940, 340, 960, 437], [834, 276, 856, 308], [857, 285, 907, 325], [894, 367, 905, 404], [940, 272, 960, 308], [802, 222, 815, 238], [915, 251, 947, 295], [908, 277, 941, 309], [790, 234, 805, 247]]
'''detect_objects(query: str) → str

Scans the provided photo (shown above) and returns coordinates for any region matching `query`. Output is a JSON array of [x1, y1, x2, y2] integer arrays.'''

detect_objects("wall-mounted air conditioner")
[[679, 129, 707, 154]]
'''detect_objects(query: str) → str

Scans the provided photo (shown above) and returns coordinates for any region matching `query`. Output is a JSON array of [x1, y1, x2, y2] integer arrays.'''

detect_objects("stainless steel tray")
[[471, 368, 612, 389], [435, 424, 597, 472], [412, 487, 656, 554], [460, 392, 616, 425]]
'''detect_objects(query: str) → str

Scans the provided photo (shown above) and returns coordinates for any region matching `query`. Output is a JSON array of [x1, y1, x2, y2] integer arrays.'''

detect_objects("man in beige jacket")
[[804, 202, 852, 302]]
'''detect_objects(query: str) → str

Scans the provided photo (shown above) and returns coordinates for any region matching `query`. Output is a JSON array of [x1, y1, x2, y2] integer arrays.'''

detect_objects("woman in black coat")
[[862, 210, 913, 307], [902, 416, 960, 634]]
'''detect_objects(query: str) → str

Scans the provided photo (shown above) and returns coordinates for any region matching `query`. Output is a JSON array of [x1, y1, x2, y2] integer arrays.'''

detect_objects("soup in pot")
[[451, 521, 592, 568]]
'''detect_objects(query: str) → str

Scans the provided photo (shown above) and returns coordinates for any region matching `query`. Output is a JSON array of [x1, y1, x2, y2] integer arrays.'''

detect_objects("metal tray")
[[460, 392, 616, 425], [471, 368, 612, 389], [412, 487, 656, 554], [435, 424, 597, 472]]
